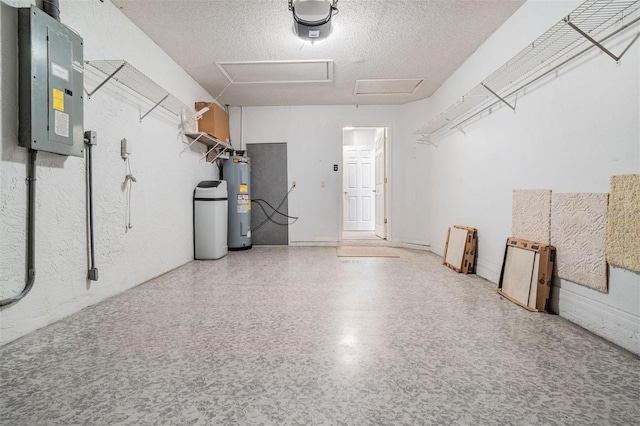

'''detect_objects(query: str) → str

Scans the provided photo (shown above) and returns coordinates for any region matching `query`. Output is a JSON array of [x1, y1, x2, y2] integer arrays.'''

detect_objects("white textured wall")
[[404, 0, 640, 354], [1, 0, 215, 345], [229, 105, 410, 243]]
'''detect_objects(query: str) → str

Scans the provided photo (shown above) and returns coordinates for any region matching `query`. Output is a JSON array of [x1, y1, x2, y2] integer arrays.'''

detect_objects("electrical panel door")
[[18, 6, 84, 157]]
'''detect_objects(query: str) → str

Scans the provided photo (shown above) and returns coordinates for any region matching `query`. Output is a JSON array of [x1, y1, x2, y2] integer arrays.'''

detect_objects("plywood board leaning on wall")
[[443, 225, 477, 274], [498, 237, 555, 312]]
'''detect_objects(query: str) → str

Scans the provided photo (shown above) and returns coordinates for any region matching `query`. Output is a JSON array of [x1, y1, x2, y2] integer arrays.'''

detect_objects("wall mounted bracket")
[[416, 134, 438, 147], [139, 94, 169, 122], [185, 132, 232, 162], [480, 83, 515, 111], [84, 60, 191, 123], [564, 15, 640, 63], [416, 0, 640, 144], [446, 119, 467, 136], [86, 62, 125, 98]]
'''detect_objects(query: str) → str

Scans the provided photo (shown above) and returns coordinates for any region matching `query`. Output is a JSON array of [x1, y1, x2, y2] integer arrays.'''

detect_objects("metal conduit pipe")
[[0, 150, 37, 307]]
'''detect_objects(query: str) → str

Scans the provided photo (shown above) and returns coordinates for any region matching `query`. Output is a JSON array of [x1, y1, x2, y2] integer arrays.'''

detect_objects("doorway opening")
[[341, 126, 387, 241]]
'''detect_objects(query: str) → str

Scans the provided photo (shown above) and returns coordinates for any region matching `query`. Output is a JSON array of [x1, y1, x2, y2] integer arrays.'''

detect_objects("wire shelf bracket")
[[446, 119, 467, 136], [184, 132, 232, 162], [480, 83, 515, 111], [416, 0, 640, 144], [84, 60, 192, 122], [565, 15, 640, 62]]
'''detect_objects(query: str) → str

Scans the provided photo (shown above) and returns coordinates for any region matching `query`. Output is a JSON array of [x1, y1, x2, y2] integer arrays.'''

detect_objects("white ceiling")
[[111, 0, 525, 107]]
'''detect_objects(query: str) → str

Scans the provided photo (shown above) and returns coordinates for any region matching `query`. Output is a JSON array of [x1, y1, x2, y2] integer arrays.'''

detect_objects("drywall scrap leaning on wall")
[[551, 193, 609, 293], [512, 189, 551, 245], [606, 174, 640, 273]]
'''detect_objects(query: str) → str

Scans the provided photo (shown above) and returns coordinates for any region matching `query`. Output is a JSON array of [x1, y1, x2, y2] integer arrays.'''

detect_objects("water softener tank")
[[223, 155, 252, 250]]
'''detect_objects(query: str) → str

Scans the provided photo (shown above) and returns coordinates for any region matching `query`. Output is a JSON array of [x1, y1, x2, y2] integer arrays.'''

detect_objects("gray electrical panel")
[[18, 6, 84, 157]]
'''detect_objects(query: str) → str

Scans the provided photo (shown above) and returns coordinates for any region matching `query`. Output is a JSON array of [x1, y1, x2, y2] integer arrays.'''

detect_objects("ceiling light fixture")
[[289, 0, 339, 43]]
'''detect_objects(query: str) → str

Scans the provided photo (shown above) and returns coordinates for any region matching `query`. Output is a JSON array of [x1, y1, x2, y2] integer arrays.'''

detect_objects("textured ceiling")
[[111, 0, 525, 106]]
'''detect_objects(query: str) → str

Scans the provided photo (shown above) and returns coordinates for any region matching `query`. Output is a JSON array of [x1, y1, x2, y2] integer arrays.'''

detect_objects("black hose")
[[0, 150, 37, 307], [253, 198, 299, 219], [252, 186, 299, 232]]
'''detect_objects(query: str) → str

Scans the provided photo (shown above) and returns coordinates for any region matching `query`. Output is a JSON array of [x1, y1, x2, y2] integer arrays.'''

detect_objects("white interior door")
[[343, 146, 375, 231], [374, 131, 386, 238]]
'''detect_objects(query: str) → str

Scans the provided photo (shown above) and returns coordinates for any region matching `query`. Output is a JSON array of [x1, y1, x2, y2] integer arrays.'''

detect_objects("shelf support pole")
[[565, 17, 622, 62], [446, 119, 466, 136], [480, 83, 515, 111], [179, 134, 203, 156], [565, 17, 640, 63], [86, 63, 126, 98], [417, 135, 437, 148], [140, 95, 170, 122], [208, 150, 228, 163], [201, 142, 221, 161]]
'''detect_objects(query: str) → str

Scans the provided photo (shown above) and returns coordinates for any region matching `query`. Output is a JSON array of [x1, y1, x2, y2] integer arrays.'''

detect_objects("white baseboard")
[[550, 285, 640, 356], [289, 241, 339, 247], [289, 240, 430, 250], [476, 258, 503, 284], [430, 245, 501, 284], [397, 242, 430, 251]]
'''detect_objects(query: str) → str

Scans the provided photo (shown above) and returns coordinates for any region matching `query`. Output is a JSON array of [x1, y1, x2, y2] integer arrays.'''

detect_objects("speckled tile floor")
[[1, 247, 639, 425]]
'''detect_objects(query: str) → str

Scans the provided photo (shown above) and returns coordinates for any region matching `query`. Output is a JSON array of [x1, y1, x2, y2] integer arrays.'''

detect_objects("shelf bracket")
[[179, 133, 204, 156], [207, 150, 228, 163], [140, 94, 170, 122], [446, 119, 466, 136], [564, 16, 635, 63], [86, 63, 126, 98], [201, 142, 224, 161], [480, 83, 515, 111], [417, 135, 437, 148]]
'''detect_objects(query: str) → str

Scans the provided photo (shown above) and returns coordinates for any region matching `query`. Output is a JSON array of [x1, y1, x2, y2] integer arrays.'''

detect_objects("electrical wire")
[[253, 200, 299, 228], [252, 198, 299, 219], [0, 150, 37, 307], [252, 185, 298, 232]]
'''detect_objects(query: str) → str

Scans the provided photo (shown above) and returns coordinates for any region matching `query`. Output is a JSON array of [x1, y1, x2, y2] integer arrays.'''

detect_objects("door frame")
[[339, 124, 391, 241]]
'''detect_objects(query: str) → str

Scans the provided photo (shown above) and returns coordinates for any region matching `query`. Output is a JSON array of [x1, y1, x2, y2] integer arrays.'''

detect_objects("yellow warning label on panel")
[[52, 89, 64, 111], [239, 184, 248, 193], [248, 199, 251, 211]]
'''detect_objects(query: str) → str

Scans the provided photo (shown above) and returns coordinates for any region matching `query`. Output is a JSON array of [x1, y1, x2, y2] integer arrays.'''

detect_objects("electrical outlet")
[[321, 181, 326, 188], [292, 180, 297, 188]]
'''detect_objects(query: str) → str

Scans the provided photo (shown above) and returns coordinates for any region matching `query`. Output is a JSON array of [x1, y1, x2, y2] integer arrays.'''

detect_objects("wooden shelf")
[[184, 132, 232, 162]]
